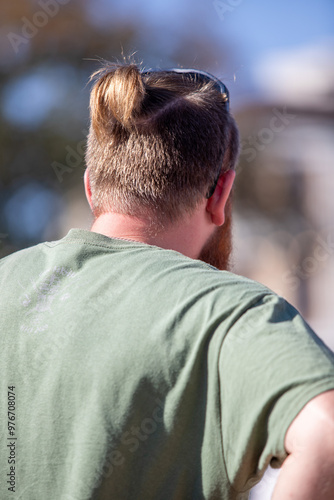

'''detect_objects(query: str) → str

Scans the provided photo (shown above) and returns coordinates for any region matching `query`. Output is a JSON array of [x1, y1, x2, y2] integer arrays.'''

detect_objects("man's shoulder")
[[0, 227, 276, 308], [0, 241, 45, 269]]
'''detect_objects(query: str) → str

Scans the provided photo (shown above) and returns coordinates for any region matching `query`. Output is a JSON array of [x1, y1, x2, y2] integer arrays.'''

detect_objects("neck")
[[90, 207, 211, 260]]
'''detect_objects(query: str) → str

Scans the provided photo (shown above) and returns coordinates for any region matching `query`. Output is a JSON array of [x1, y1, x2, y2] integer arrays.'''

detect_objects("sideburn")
[[197, 195, 233, 271]]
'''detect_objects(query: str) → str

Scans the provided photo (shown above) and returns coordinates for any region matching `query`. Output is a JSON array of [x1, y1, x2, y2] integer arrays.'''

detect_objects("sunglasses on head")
[[141, 68, 229, 112]]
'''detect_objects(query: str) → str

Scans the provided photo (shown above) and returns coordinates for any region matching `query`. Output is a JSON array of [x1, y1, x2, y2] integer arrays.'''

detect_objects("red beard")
[[197, 197, 233, 271]]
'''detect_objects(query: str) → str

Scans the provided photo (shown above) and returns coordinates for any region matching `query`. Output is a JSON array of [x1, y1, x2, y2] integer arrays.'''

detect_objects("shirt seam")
[[44, 236, 220, 272]]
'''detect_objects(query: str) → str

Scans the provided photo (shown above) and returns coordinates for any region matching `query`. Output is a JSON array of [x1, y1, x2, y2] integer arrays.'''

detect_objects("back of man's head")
[[85, 61, 239, 228]]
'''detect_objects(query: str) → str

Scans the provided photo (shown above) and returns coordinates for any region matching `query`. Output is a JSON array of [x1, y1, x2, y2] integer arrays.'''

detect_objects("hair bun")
[[90, 63, 145, 134]]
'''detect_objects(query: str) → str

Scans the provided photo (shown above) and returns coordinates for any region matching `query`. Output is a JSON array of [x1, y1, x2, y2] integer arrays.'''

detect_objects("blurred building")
[[234, 40, 334, 350]]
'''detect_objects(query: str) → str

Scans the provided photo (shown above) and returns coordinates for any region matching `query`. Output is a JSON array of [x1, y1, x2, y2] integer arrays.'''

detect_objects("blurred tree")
[[0, 0, 230, 257]]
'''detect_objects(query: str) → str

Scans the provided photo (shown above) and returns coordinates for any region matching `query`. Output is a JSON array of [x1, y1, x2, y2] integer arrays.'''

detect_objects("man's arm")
[[272, 390, 334, 499]]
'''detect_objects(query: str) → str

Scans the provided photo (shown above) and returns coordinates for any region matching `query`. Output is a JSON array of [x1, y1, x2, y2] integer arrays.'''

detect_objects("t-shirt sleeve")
[[218, 293, 334, 493]]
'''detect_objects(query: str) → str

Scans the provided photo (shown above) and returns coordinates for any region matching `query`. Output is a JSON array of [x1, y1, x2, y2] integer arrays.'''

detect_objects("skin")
[[273, 390, 334, 500], [84, 168, 334, 499], [84, 168, 235, 263]]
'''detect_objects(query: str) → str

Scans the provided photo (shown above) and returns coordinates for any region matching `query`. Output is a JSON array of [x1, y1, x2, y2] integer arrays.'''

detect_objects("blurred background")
[[1, 1, 333, 497]]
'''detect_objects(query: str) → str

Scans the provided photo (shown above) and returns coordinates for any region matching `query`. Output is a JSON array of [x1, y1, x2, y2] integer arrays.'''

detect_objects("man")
[[1, 62, 334, 500]]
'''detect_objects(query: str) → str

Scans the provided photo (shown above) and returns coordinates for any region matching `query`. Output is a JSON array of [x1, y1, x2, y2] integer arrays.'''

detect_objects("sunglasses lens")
[[141, 68, 229, 111]]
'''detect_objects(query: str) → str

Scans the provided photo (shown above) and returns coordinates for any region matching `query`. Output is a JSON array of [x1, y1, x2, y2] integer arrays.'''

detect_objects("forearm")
[[272, 452, 334, 499]]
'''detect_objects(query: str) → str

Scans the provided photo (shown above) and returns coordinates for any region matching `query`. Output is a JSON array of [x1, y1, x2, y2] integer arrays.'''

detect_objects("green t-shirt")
[[1, 228, 334, 500]]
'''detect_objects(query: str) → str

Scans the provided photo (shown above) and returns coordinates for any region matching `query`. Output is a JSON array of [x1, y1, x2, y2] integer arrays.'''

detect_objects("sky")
[[210, 0, 334, 63], [85, 0, 334, 61], [84, 0, 334, 102], [3, 0, 333, 132]]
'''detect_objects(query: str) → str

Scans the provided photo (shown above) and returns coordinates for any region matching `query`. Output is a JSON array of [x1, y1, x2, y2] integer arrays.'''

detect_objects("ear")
[[206, 169, 235, 226], [84, 169, 93, 211]]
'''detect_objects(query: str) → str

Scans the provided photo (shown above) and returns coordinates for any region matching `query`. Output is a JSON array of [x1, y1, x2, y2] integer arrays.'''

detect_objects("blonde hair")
[[85, 61, 239, 227]]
